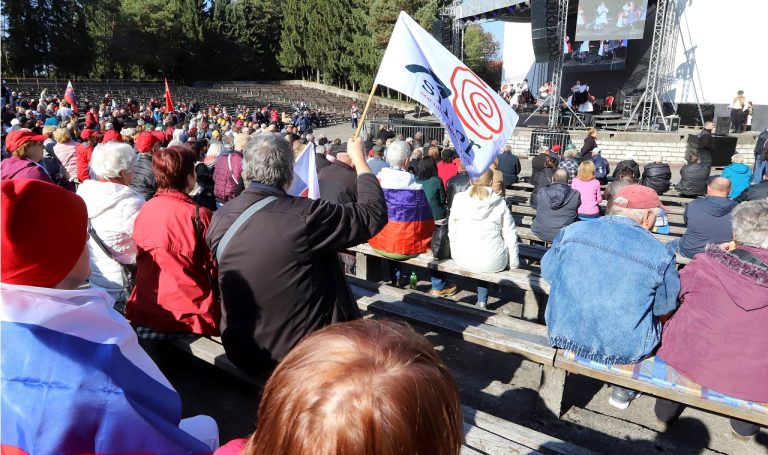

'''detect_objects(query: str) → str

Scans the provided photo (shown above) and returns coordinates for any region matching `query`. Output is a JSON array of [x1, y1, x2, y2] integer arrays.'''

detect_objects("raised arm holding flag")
[[355, 11, 519, 178]]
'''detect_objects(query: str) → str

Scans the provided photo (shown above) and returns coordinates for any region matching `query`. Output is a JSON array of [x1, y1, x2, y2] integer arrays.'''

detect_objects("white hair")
[[234, 132, 251, 151], [608, 197, 649, 222], [732, 200, 768, 249], [386, 140, 411, 167], [563, 148, 578, 160], [306, 133, 315, 143], [243, 133, 294, 187], [90, 142, 135, 179], [167, 139, 184, 148], [206, 140, 224, 159]]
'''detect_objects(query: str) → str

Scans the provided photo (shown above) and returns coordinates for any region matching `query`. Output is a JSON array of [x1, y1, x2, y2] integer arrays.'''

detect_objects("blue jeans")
[[477, 284, 488, 303], [666, 238, 687, 258], [578, 213, 601, 221], [754, 156, 766, 183]]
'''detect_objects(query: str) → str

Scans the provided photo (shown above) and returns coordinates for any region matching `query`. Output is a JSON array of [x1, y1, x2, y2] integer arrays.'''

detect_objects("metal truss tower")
[[548, 0, 569, 128], [637, 0, 677, 130]]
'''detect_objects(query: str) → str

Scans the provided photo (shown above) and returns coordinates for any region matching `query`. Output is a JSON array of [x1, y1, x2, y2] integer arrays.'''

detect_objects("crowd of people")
[[1, 82, 767, 453]]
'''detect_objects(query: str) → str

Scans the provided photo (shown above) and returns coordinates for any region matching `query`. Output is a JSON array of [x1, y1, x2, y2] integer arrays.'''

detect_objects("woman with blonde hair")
[[449, 169, 519, 308], [53, 127, 78, 179], [571, 160, 603, 220], [214, 319, 463, 455]]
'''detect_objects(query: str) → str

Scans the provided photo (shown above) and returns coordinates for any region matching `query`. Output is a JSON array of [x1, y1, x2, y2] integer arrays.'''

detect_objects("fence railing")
[[364, 120, 446, 145]]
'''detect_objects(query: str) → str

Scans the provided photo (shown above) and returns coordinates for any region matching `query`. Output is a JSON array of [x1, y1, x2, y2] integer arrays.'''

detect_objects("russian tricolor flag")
[[0, 283, 211, 455], [287, 142, 320, 199], [64, 80, 78, 113]]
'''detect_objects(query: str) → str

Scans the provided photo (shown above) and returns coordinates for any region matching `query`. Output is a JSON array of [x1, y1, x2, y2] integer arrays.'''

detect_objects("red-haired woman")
[[215, 319, 463, 455], [127, 146, 220, 338]]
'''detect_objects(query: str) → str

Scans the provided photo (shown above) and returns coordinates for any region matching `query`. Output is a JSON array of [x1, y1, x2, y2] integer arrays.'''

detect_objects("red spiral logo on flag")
[[450, 67, 503, 140]]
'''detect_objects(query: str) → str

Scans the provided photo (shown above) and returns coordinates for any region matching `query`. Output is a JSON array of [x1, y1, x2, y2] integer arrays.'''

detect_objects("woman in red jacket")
[[127, 146, 220, 337]]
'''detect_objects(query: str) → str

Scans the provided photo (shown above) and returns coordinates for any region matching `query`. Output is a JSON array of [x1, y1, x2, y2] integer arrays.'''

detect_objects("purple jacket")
[[213, 151, 243, 201], [658, 245, 768, 402], [1, 156, 53, 183]]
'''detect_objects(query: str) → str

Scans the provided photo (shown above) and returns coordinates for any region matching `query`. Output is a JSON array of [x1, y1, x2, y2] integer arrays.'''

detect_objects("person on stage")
[[728, 90, 748, 133]]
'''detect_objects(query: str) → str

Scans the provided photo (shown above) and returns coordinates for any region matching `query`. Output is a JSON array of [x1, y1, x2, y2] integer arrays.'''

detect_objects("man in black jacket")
[[675, 153, 710, 197], [532, 169, 580, 242], [641, 162, 672, 195], [446, 160, 470, 208], [694, 120, 714, 166], [207, 134, 387, 375], [736, 166, 768, 202], [496, 144, 521, 188], [318, 152, 358, 204], [130, 132, 159, 200]]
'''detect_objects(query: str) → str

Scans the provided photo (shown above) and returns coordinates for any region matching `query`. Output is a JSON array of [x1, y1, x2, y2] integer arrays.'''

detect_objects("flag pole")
[[353, 83, 379, 139]]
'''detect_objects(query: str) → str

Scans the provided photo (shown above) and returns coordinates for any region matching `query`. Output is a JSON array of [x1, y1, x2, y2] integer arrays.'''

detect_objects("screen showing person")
[[575, 0, 649, 42]]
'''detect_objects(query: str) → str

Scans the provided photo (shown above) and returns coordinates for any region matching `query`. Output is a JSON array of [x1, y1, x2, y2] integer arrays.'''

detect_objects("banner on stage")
[[374, 11, 518, 178]]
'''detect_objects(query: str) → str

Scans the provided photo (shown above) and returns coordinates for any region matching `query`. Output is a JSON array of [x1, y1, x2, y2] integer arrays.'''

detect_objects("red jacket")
[[85, 111, 98, 128], [76, 143, 94, 182], [127, 190, 220, 335]]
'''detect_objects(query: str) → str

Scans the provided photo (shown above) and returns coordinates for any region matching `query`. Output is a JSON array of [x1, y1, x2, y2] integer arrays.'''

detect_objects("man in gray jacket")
[[532, 169, 580, 242]]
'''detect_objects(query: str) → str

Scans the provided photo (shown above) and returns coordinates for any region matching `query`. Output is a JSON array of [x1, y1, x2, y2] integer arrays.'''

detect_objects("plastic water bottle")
[[409, 272, 418, 290]]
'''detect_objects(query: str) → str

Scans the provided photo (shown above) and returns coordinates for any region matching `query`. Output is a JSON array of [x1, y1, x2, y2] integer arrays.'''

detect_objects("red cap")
[[80, 128, 99, 140], [1, 179, 88, 288], [151, 130, 165, 143], [102, 129, 122, 143], [614, 184, 665, 210], [552, 144, 562, 152], [134, 132, 158, 153], [5, 129, 47, 152]]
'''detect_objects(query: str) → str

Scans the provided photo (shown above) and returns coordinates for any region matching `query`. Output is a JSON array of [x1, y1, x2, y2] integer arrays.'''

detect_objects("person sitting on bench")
[[214, 319, 463, 455], [542, 185, 680, 410], [675, 152, 710, 197], [655, 200, 768, 439], [532, 169, 580, 242]]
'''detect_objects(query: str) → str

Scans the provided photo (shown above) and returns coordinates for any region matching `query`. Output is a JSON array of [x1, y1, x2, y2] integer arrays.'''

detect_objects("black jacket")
[[315, 153, 331, 173], [531, 183, 580, 242], [318, 160, 358, 204], [580, 136, 597, 160], [696, 129, 713, 165], [613, 160, 640, 181], [531, 153, 549, 176], [736, 181, 768, 202], [641, 162, 672, 194], [496, 151, 521, 187], [130, 153, 157, 200], [754, 129, 768, 157], [530, 168, 555, 208], [446, 171, 470, 209], [675, 163, 710, 197], [206, 174, 387, 375]]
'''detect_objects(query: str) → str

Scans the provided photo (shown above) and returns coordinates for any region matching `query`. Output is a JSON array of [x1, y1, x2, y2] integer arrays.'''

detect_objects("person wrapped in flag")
[[64, 80, 78, 114], [0, 179, 218, 454]]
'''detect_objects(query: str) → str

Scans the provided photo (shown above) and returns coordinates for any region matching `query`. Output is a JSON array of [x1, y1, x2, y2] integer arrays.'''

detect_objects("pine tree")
[[3, 0, 48, 76]]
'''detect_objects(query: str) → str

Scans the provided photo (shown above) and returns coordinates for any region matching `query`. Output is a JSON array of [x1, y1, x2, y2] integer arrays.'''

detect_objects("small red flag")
[[164, 78, 174, 113]]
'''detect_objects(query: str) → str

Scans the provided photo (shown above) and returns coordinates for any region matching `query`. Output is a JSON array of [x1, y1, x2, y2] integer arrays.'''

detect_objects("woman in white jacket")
[[448, 169, 519, 308], [76, 142, 145, 307]]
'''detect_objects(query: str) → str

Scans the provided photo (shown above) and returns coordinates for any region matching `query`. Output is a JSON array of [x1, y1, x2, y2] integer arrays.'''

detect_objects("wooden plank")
[[513, 218, 679, 243], [508, 183, 693, 203], [463, 421, 544, 455], [349, 243, 550, 294], [169, 337, 266, 387], [505, 189, 687, 214], [460, 445, 487, 455], [348, 276, 550, 341], [356, 294, 556, 364], [554, 354, 768, 426], [461, 406, 596, 455], [508, 204, 685, 229]]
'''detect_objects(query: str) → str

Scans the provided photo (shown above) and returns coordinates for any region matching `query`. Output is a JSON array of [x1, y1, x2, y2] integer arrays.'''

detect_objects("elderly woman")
[[76, 142, 145, 306], [53, 127, 78, 179], [1, 129, 52, 182], [127, 146, 219, 337], [655, 200, 768, 438]]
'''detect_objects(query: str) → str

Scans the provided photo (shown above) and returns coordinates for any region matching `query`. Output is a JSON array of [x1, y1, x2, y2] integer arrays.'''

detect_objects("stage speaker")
[[677, 103, 715, 127], [432, 19, 452, 48], [715, 116, 730, 135], [531, 0, 561, 63]]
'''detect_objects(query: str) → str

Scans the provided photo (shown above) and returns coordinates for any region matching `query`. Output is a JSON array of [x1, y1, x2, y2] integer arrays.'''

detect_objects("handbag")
[[431, 220, 451, 260], [87, 220, 137, 307]]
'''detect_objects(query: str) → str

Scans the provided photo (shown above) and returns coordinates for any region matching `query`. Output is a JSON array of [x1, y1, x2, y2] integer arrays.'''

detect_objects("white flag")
[[374, 11, 518, 178], [287, 143, 320, 199]]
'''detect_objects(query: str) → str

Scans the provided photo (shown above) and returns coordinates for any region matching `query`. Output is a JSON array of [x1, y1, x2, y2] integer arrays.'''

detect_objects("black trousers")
[[731, 109, 744, 132], [654, 398, 760, 436]]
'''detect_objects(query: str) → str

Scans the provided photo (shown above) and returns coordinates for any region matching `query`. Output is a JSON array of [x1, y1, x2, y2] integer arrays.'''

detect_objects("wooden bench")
[[504, 189, 687, 215], [171, 283, 595, 455], [350, 243, 550, 321], [508, 182, 695, 206]]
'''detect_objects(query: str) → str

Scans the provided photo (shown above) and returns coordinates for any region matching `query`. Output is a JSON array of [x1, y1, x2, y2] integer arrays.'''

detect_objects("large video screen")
[[564, 37, 628, 72], [574, 0, 649, 41]]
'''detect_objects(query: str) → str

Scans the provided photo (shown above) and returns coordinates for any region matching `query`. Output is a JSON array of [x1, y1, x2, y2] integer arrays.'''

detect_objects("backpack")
[[592, 154, 609, 180]]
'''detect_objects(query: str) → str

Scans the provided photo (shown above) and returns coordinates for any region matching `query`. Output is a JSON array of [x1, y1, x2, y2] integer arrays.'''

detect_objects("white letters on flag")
[[374, 12, 519, 178], [288, 142, 320, 199]]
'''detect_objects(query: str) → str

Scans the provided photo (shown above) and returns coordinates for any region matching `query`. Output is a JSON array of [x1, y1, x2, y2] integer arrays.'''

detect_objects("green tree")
[[2, 0, 49, 76], [463, 24, 500, 89]]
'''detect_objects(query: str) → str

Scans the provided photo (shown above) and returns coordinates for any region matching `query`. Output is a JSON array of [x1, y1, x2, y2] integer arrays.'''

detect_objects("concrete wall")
[[275, 80, 416, 111], [507, 129, 758, 165]]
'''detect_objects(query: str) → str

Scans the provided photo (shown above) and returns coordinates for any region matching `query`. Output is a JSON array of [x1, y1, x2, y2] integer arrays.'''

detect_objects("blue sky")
[[481, 21, 506, 57]]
